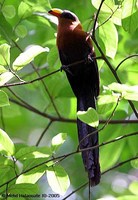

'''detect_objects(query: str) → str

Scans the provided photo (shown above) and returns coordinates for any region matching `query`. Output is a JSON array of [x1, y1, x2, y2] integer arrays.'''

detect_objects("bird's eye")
[[61, 11, 77, 21]]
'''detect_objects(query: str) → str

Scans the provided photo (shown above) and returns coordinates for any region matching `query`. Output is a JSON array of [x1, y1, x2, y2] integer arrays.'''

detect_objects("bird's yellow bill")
[[48, 8, 63, 17]]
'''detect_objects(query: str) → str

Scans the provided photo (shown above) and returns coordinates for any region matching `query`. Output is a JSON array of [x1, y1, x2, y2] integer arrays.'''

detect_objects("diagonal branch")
[[12, 41, 61, 118], [92, 37, 138, 119], [0, 131, 137, 189], [62, 156, 138, 200]]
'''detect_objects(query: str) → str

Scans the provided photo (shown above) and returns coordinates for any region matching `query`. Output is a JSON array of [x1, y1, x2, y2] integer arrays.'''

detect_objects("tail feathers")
[[77, 95, 100, 186]]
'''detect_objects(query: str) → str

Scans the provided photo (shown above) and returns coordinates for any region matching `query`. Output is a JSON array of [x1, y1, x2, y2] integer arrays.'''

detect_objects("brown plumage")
[[48, 8, 100, 186]]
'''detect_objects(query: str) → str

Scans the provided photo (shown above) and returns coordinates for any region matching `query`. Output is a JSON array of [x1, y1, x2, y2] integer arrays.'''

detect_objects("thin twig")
[[92, 37, 138, 119], [62, 156, 138, 200], [98, 5, 121, 29], [79, 131, 138, 153], [9, 97, 75, 123], [0, 68, 61, 88], [62, 182, 88, 200], [78, 95, 121, 149], [116, 54, 138, 71], [0, 56, 102, 89], [12, 41, 61, 118], [8, 97, 138, 124], [102, 156, 138, 175], [35, 121, 53, 146]]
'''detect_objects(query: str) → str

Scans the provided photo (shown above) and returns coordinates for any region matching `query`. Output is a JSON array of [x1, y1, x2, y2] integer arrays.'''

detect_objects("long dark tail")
[[77, 93, 100, 186]]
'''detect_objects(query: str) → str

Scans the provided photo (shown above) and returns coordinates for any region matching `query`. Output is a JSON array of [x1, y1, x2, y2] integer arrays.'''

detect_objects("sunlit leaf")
[[0, 65, 7, 73], [108, 83, 138, 101], [16, 164, 46, 184], [92, 0, 116, 13], [0, 129, 15, 155], [122, 0, 137, 18], [0, 72, 14, 86], [0, 90, 10, 107], [15, 146, 52, 161], [18, 2, 32, 19], [47, 165, 70, 195], [51, 133, 67, 152], [131, 158, 138, 169], [98, 94, 119, 115], [129, 181, 138, 195], [122, 0, 138, 33], [99, 20, 118, 58], [12, 45, 49, 71], [77, 107, 99, 127], [0, 44, 10, 66]]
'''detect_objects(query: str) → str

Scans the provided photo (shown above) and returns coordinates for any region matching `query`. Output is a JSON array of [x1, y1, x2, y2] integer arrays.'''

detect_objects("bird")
[[48, 8, 100, 186]]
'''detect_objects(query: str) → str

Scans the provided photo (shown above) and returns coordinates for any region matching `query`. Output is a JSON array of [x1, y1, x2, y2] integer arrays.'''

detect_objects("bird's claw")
[[85, 54, 93, 64]]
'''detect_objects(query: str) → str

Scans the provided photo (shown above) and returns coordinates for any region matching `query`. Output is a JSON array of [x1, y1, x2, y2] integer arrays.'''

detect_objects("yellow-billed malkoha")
[[48, 8, 100, 186]]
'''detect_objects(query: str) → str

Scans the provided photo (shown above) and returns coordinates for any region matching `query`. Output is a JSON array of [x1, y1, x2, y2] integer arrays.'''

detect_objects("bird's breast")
[[57, 29, 91, 62]]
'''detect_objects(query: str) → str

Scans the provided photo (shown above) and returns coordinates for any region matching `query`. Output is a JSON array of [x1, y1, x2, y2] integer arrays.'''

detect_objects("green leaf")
[[51, 133, 67, 152], [100, 136, 125, 171], [15, 146, 52, 161], [18, 2, 32, 19], [12, 45, 49, 71], [0, 13, 15, 42], [98, 94, 119, 116], [23, 0, 51, 11], [0, 129, 15, 155], [0, 90, 10, 107], [47, 46, 60, 68], [129, 181, 138, 195], [99, 20, 118, 58], [131, 158, 138, 169], [47, 165, 70, 195], [122, 0, 138, 33], [8, 183, 39, 195], [16, 164, 46, 184], [92, 0, 116, 13], [0, 72, 14, 86], [0, 43, 10, 66], [0, 65, 7, 73], [122, 11, 138, 33], [108, 83, 138, 101], [122, 0, 137, 18], [2, 5, 16, 19], [15, 25, 28, 38], [77, 107, 99, 127]]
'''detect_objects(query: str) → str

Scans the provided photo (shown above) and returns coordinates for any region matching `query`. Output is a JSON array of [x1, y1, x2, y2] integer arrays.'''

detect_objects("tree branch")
[[8, 96, 138, 125], [92, 37, 138, 119], [62, 156, 138, 200], [12, 41, 61, 118], [0, 131, 137, 189]]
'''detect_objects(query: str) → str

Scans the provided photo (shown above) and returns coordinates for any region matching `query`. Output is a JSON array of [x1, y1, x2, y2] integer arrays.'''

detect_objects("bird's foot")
[[60, 65, 74, 75], [85, 53, 94, 64]]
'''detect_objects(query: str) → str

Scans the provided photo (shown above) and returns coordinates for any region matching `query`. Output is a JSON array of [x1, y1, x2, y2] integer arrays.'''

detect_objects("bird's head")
[[48, 8, 81, 29]]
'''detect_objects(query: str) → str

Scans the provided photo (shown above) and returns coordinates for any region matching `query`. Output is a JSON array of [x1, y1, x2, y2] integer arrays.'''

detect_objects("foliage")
[[0, 0, 138, 199]]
